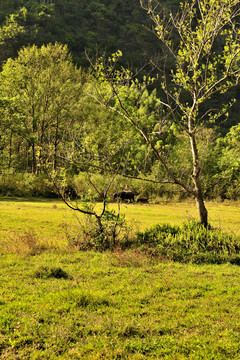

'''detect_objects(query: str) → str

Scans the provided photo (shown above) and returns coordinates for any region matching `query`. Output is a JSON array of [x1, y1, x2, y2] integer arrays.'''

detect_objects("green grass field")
[[0, 198, 239, 248], [1, 252, 240, 359], [0, 198, 240, 359]]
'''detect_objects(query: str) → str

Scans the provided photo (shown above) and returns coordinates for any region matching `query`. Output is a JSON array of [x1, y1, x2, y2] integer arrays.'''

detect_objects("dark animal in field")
[[63, 185, 78, 200], [113, 190, 135, 202], [137, 197, 149, 204], [97, 191, 105, 201]]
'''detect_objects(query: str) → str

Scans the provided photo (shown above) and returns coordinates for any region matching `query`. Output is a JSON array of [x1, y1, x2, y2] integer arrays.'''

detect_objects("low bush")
[[73, 172, 188, 202], [0, 172, 58, 198], [136, 220, 240, 264], [66, 209, 135, 252], [0, 170, 202, 201]]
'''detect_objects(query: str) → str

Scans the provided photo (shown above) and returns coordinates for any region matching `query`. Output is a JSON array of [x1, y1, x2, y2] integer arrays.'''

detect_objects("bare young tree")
[[46, 108, 133, 250], [48, 165, 126, 250]]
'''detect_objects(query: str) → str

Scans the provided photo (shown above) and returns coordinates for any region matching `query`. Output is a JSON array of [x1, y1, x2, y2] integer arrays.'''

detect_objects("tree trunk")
[[32, 142, 37, 174], [195, 188, 208, 227], [191, 169, 208, 227], [8, 131, 12, 169], [189, 132, 208, 227], [53, 117, 60, 171]]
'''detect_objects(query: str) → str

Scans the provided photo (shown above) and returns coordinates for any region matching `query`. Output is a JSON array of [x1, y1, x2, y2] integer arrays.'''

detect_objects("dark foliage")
[[0, 0, 171, 68]]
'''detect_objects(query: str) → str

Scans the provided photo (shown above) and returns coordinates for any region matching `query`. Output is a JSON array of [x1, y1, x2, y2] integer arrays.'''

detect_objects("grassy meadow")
[[0, 198, 239, 249], [0, 198, 240, 359]]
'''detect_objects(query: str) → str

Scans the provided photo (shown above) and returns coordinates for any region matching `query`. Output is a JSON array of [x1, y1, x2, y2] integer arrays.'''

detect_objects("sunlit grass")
[[115, 201, 198, 230], [0, 199, 240, 358], [0, 198, 74, 233], [0, 199, 239, 249], [111, 200, 240, 235], [0, 252, 240, 359]]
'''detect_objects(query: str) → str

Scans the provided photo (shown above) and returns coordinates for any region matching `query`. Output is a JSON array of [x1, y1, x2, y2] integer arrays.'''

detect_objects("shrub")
[[136, 220, 240, 264], [0, 172, 58, 198], [66, 208, 135, 252]]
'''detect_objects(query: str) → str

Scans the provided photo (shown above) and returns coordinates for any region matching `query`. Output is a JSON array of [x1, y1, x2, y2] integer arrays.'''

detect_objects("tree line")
[[0, 41, 239, 198]]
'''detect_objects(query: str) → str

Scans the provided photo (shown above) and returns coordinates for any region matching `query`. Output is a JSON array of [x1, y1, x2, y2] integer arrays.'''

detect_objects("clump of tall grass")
[[33, 266, 70, 279], [136, 220, 240, 264]]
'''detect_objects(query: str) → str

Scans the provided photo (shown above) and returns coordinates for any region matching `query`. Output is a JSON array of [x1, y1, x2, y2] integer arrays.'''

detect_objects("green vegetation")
[[0, 0, 239, 212], [0, 0, 240, 356], [0, 0, 164, 67], [0, 198, 239, 257], [95, 0, 240, 226], [137, 221, 240, 264], [0, 1, 239, 229], [1, 251, 240, 359], [0, 198, 239, 358]]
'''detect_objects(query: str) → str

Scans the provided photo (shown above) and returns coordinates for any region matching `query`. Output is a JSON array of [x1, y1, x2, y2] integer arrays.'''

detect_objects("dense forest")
[[0, 0, 178, 67], [0, 0, 240, 212]]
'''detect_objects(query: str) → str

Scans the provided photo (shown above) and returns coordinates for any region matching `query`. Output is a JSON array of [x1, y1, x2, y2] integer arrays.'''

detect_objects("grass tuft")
[[33, 266, 70, 279]]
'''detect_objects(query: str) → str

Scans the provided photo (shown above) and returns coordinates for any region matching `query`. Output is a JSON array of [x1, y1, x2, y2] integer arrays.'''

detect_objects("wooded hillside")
[[0, 0, 179, 67]]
